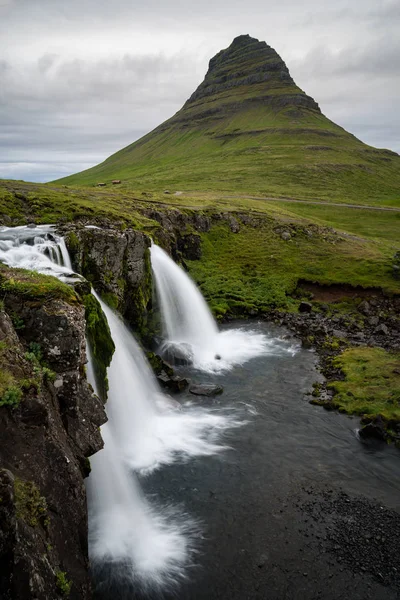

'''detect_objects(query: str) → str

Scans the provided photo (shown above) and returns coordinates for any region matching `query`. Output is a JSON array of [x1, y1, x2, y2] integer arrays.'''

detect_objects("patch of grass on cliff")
[[0, 265, 77, 303], [186, 222, 400, 317], [0, 341, 23, 407], [14, 478, 48, 527], [329, 348, 400, 422]]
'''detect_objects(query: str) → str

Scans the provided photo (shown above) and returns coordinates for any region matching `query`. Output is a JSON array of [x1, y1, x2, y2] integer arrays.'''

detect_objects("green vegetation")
[[186, 220, 400, 318], [14, 478, 48, 527], [329, 348, 400, 422], [0, 180, 158, 228], [25, 342, 56, 388], [0, 385, 22, 407], [0, 264, 77, 303], [55, 571, 72, 597], [0, 340, 23, 408], [83, 293, 115, 400]]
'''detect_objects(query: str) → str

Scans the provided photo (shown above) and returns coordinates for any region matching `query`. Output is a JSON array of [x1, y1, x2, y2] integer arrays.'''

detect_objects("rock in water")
[[161, 341, 194, 366], [189, 384, 224, 397]]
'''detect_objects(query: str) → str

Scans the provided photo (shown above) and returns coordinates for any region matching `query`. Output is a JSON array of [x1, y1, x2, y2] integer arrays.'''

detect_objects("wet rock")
[[157, 371, 189, 392], [359, 416, 387, 441], [161, 342, 194, 366], [189, 384, 224, 397], [299, 301, 312, 313]]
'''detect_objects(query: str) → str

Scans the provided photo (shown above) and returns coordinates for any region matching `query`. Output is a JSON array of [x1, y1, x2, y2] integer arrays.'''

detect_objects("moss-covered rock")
[[83, 293, 115, 400]]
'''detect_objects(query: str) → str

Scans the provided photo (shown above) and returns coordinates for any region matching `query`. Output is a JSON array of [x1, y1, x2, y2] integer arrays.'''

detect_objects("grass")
[[14, 478, 48, 527], [186, 220, 400, 318], [329, 348, 400, 422], [0, 263, 78, 303]]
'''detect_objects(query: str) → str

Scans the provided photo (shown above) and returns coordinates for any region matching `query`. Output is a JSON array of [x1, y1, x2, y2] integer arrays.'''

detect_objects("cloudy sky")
[[0, 0, 399, 182]]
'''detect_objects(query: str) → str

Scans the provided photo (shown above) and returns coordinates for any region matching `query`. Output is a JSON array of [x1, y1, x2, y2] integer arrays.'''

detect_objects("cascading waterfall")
[[95, 293, 239, 474], [150, 243, 287, 372], [0, 225, 243, 592]]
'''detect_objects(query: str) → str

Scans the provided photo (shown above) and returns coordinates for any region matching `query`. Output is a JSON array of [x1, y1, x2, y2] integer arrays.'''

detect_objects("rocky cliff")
[[0, 268, 107, 599], [65, 227, 152, 341]]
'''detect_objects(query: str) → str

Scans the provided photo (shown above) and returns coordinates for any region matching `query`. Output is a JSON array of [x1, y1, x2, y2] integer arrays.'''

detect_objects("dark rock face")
[[0, 298, 106, 599], [65, 227, 152, 338]]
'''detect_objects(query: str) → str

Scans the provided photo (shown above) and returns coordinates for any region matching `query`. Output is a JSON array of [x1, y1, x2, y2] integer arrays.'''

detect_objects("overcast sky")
[[0, 0, 399, 182]]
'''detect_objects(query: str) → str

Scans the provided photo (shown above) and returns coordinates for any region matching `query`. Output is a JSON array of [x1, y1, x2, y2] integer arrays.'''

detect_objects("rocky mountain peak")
[[184, 34, 319, 112]]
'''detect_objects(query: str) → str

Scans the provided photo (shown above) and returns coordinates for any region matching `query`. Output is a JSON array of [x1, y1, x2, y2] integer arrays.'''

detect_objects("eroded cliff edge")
[[0, 268, 107, 600]]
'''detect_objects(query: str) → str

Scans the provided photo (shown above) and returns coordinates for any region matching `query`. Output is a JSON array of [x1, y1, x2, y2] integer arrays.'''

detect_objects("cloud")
[[0, 0, 399, 181]]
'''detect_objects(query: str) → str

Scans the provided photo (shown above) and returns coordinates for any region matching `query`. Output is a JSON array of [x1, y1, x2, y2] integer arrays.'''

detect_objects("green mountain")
[[56, 34, 400, 206]]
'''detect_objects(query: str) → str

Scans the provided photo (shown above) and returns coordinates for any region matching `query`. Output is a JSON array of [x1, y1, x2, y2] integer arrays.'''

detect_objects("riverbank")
[[266, 291, 400, 444]]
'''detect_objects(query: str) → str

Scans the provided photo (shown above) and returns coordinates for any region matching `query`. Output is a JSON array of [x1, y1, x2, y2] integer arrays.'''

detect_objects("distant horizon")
[[1, 0, 399, 182]]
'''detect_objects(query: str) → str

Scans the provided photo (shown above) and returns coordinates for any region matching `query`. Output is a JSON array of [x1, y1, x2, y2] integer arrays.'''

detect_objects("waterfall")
[[0, 225, 241, 591], [150, 243, 271, 372], [150, 244, 218, 345], [93, 291, 239, 474], [0, 225, 73, 278]]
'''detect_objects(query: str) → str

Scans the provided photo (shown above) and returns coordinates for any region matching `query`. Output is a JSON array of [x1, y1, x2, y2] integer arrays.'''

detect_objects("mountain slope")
[[56, 35, 400, 206]]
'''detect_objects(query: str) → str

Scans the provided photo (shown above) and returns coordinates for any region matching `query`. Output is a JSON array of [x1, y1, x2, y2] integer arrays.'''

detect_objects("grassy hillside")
[[55, 35, 400, 207], [1, 178, 399, 316]]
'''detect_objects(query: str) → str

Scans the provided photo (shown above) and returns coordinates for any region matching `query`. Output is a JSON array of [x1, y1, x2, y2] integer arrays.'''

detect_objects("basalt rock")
[[64, 226, 152, 340], [161, 342, 194, 366], [0, 294, 106, 599]]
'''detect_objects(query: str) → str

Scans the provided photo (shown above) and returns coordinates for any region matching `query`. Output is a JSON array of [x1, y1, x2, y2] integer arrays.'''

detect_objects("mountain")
[[56, 35, 400, 205]]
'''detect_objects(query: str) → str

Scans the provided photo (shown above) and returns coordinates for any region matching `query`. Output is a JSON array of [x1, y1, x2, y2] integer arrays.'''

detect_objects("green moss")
[[100, 291, 119, 310], [0, 265, 77, 303], [55, 571, 72, 597], [329, 347, 400, 422], [14, 478, 48, 527], [0, 385, 22, 407], [146, 352, 173, 377], [83, 293, 115, 400]]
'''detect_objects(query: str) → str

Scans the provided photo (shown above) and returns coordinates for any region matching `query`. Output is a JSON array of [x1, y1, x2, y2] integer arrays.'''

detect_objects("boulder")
[[161, 342, 194, 366], [189, 384, 223, 397], [359, 417, 386, 441], [358, 300, 370, 316], [281, 231, 291, 241], [374, 323, 389, 336], [157, 371, 188, 392], [299, 301, 312, 313]]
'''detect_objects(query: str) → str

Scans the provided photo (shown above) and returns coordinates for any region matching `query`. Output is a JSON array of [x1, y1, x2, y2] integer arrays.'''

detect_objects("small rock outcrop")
[[189, 384, 224, 397]]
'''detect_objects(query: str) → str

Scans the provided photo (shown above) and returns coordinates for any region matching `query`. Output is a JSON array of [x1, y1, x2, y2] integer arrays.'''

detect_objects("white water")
[[0, 226, 242, 589], [95, 293, 242, 474], [150, 243, 296, 372], [0, 225, 73, 279]]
